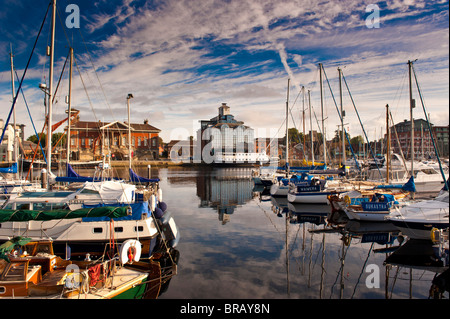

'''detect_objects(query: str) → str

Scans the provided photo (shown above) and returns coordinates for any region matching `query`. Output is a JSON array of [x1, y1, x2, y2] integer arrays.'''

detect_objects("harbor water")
[[26, 166, 450, 299]]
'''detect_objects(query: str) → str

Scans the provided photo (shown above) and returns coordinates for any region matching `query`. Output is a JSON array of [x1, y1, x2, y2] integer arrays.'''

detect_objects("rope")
[[0, 2, 51, 147]]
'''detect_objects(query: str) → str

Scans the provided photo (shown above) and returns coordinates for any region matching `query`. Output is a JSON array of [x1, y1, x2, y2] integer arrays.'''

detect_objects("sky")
[[0, 0, 448, 143]]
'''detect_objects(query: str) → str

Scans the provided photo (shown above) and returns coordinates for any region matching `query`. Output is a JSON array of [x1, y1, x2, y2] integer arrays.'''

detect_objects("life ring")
[[119, 239, 142, 264]]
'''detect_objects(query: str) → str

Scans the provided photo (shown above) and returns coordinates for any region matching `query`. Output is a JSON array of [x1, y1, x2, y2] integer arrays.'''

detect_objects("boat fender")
[[344, 195, 351, 205], [343, 235, 351, 246], [119, 239, 141, 264], [153, 207, 164, 219], [150, 194, 157, 212], [159, 201, 167, 212], [430, 228, 440, 243], [158, 188, 163, 202]]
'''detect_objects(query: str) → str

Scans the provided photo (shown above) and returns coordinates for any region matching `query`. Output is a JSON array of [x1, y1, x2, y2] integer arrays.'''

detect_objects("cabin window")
[[80, 189, 100, 195], [114, 227, 123, 233], [93, 227, 103, 234], [134, 226, 144, 232], [0, 262, 27, 281]]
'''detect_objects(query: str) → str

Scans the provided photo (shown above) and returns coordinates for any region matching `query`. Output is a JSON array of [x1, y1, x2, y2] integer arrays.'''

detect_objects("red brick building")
[[68, 119, 160, 161]]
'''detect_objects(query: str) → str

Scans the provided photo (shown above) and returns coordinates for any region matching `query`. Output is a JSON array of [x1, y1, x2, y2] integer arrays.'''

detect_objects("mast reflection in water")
[[90, 166, 448, 299]]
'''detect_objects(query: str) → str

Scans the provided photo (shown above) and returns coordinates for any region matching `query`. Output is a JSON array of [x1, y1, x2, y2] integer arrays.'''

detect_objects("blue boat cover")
[[129, 168, 160, 183], [0, 162, 17, 174]]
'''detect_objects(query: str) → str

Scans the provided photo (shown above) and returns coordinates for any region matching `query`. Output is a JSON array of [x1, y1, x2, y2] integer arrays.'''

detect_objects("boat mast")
[[9, 45, 18, 179], [285, 78, 290, 176], [46, 0, 56, 180], [127, 93, 134, 170], [319, 63, 326, 166], [308, 89, 314, 165], [386, 104, 390, 184], [338, 67, 345, 167], [302, 86, 307, 162], [66, 47, 73, 171], [408, 60, 415, 179]]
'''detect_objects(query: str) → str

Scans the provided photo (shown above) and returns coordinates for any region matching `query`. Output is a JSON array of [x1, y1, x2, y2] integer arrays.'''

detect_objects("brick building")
[[68, 119, 160, 161]]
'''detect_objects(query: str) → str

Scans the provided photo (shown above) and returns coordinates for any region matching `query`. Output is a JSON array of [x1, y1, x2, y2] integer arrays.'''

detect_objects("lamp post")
[[127, 94, 134, 170]]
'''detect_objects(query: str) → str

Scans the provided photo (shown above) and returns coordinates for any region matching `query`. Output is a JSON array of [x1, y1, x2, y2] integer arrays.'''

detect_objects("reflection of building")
[[196, 168, 254, 224]]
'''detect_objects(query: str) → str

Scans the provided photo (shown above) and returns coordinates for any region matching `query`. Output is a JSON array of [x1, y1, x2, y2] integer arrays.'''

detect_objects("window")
[[138, 137, 141, 147], [114, 227, 123, 233], [93, 227, 103, 233], [134, 226, 144, 232]]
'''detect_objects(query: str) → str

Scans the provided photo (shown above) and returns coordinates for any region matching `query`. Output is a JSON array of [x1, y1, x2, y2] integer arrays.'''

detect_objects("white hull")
[[0, 217, 158, 243], [287, 191, 330, 204], [390, 191, 449, 239], [343, 209, 392, 222]]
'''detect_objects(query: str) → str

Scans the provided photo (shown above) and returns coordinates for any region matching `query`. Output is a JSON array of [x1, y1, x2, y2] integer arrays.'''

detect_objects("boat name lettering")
[[297, 185, 321, 192]]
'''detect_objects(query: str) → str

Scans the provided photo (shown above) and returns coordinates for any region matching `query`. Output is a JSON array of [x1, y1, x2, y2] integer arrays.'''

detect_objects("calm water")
[[43, 165, 449, 299], [130, 166, 445, 300]]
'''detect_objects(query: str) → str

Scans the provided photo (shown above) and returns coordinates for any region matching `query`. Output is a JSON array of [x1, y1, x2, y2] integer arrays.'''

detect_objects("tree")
[[26, 133, 66, 148]]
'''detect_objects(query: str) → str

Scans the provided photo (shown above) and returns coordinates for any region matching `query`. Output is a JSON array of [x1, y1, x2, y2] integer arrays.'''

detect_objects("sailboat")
[[367, 61, 448, 193], [389, 185, 449, 240]]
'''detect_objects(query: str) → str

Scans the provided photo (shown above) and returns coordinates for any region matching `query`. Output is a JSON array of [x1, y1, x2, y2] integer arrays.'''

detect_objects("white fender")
[[119, 239, 142, 264], [150, 194, 157, 212], [157, 188, 163, 202]]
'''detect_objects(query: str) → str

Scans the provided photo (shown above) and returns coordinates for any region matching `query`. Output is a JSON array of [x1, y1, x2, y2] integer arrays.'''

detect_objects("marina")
[[0, 0, 449, 306]]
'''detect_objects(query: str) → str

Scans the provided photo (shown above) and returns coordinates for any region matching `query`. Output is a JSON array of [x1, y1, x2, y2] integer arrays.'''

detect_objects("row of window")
[[72, 136, 157, 148], [93, 226, 144, 233]]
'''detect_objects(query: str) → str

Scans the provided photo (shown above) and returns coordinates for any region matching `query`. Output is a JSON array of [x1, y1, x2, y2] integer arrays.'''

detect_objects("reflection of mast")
[[285, 213, 290, 297], [320, 233, 326, 299]]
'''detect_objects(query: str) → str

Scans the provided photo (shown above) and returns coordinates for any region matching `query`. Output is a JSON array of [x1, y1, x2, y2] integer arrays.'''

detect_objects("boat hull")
[[287, 191, 332, 204]]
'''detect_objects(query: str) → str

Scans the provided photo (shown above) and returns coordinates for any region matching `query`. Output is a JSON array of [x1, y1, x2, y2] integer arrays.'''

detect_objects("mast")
[[66, 47, 73, 171], [285, 78, 290, 175], [302, 86, 306, 161], [386, 104, 390, 184], [127, 93, 134, 170], [9, 45, 18, 178], [408, 60, 415, 179], [338, 67, 345, 166], [308, 89, 314, 165], [319, 63, 326, 166], [46, 0, 56, 180]]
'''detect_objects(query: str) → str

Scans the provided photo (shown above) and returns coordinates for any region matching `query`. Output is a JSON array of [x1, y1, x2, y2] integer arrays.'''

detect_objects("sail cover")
[[129, 168, 160, 183], [0, 206, 130, 222]]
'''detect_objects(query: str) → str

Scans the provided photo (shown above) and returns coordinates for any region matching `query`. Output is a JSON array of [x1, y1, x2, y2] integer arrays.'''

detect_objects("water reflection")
[[196, 168, 254, 224], [67, 166, 448, 299]]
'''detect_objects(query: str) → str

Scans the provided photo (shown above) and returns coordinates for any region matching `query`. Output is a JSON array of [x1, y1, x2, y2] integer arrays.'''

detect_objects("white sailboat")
[[389, 189, 449, 240]]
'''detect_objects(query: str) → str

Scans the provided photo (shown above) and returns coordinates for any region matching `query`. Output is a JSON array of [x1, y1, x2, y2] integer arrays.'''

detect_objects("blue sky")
[[0, 0, 448, 142]]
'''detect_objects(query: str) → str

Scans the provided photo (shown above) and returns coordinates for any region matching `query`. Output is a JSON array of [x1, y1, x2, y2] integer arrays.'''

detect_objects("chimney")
[[144, 119, 148, 125]]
